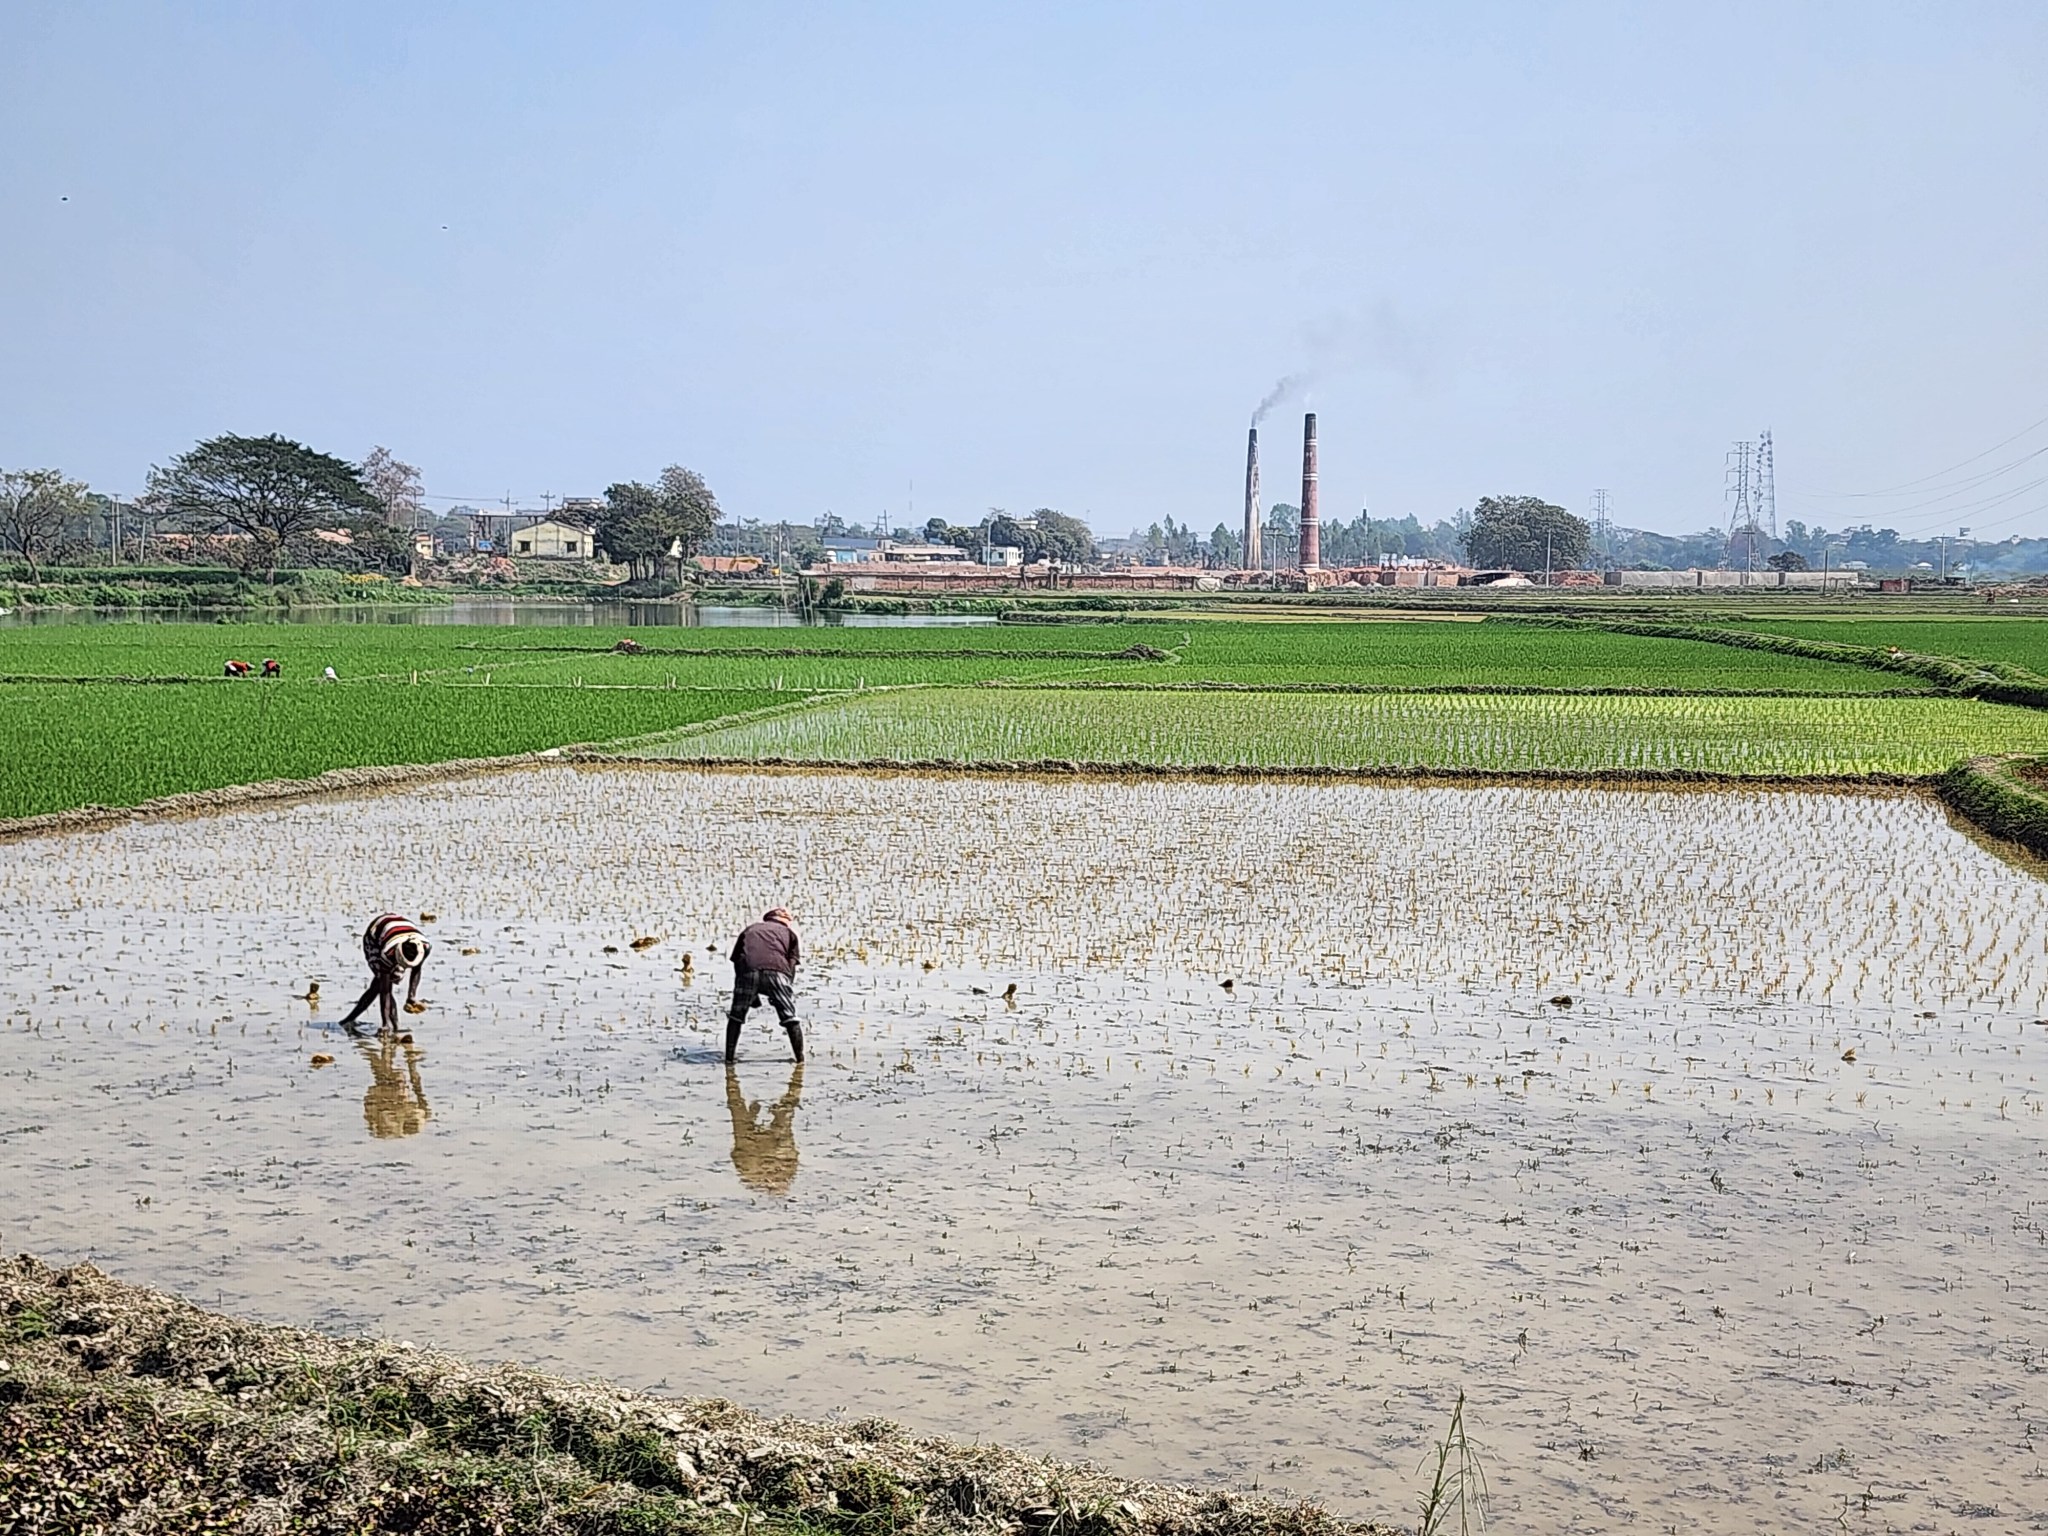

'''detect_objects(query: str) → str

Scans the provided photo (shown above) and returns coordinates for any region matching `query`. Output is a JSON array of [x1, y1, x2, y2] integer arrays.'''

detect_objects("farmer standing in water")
[[726, 908, 802, 1063], [340, 913, 431, 1034]]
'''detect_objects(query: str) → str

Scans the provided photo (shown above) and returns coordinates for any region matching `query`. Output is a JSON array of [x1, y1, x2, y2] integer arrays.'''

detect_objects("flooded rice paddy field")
[[4, 767, 2047, 1534]]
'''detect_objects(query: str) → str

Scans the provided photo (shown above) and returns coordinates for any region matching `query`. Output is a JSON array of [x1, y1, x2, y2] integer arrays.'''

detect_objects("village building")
[[508, 519, 596, 559]]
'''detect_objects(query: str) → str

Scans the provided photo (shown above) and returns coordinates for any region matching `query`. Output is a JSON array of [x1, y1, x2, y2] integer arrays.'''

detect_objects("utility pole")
[[1544, 530, 1553, 587]]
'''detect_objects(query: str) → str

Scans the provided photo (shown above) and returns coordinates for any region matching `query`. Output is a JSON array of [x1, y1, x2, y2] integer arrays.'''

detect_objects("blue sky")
[[4, 2, 2044, 540]]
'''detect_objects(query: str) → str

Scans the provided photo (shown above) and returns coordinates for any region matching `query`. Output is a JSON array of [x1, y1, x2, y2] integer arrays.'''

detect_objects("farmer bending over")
[[726, 908, 802, 1063], [340, 913, 431, 1034]]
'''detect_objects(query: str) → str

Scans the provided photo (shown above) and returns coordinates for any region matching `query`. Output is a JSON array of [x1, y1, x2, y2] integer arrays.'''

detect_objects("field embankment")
[[1935, 753, 2048, 856], [0, 1255, 1394, 1536]]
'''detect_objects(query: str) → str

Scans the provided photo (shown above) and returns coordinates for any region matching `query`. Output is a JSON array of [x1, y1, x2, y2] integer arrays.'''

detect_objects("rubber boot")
[[724, 1018, 742, 1063], [784, 1022, 804, 1063]]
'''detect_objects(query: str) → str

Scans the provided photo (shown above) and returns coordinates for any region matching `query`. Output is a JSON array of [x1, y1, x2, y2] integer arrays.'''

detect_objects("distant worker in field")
[[261, 657, 282, 678], [223, 658, 252, 677], [340, 913, 432, 1034], [726, 908, 802, 1063]]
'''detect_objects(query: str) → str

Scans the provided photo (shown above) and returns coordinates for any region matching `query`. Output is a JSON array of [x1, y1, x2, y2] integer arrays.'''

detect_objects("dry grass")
[[0, 1256, 1400, 1536]]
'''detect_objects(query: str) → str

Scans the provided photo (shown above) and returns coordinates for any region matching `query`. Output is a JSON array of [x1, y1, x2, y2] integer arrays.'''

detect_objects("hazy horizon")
[[4, 2, 2044, 542]]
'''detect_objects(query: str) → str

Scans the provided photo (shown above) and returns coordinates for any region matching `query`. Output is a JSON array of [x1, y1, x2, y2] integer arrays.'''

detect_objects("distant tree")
[[921, 520, 986, 558], [817, 511, 847, 538], [1209, 522, 1241, 569], [1767, 549, 1809, 572], [1032, 509, 1096, 565], [0, 467, 92, 582], [656, 464, 721, 565], [988, 514, 1041, 561], [1463, 496, 1589, 572], [595, 481, 666, 578], [361, 445, 425, 529], [147, 434, 379, 576]]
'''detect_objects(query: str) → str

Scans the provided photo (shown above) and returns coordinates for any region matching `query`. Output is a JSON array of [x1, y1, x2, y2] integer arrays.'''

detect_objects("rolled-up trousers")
[[727, 968, 802, 1059]]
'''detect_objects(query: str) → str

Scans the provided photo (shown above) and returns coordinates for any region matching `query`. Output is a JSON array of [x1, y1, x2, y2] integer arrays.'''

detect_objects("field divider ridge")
[[572, 753, 1933, 790], [965, 679, 1936, 699], [1934, 754, 2048, 857]]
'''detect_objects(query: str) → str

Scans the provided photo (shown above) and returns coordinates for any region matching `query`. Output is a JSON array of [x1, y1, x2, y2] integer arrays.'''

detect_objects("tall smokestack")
[[1299, 412, 1321, 572], [1243, 425, 1263, 572]]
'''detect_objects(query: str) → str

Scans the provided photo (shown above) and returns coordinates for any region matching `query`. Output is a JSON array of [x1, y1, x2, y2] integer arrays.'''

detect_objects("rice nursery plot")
[[0, 683, 782, 817], [1730, 616, 2048, 675], [1160, 619, 1923, 691], [643, 685, 2048, 775], [4, 768, 2045, 1535]]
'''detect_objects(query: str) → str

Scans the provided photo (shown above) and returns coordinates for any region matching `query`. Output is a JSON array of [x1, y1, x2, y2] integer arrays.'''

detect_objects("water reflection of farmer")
[[357, 1035, 432, 1139], [725, 1061, 803, 1195]]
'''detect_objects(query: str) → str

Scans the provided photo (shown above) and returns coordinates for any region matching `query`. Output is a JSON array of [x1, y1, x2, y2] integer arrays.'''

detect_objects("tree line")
[[918, 510, 1097, 566], [1121, 497, 1594, 573]]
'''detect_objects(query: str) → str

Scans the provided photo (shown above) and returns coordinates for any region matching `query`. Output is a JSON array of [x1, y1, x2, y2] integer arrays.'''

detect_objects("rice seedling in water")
[[3, 767, 2044, 1535], [1415, 1392, 1488, 1536]]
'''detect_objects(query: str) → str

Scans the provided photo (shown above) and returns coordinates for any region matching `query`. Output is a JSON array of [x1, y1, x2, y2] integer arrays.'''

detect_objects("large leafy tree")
[[0, 467, 92, 582], [1032, 508, 1095, 565], [656, 464, 720, 563], [988, 513, 1040, 561], [595, 481, 666, 578], [596, 467, 723, 579], [147, 434, 380, 574], [1462, 495, 1589, 573], [1208, 522, 1241, 568]]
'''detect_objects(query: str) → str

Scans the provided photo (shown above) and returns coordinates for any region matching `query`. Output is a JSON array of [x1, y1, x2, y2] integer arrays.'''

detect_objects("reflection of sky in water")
[[2, 770, 2046, 1535]]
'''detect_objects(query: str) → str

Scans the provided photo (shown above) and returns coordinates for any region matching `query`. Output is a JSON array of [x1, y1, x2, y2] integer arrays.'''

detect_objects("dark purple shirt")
[[731, 920, 800, 976]]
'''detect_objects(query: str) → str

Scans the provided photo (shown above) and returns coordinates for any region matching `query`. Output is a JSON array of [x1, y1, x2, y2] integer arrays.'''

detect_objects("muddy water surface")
[[4, 769, 2046, 1533]]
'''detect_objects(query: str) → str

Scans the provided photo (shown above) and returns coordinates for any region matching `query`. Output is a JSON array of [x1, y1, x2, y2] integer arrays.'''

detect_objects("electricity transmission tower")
[[1725, 437, 1773, 573], [1754, 430, 1777, 540], [1590, 488, 1613, 568]]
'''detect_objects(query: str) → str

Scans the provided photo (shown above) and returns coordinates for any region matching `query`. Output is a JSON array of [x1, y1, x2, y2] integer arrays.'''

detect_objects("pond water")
[[0, 601, 997, 628], [3, 769, 2044, 1534]]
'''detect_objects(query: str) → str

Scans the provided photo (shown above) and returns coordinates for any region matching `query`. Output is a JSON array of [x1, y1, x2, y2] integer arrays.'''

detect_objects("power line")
[[1790, 407, 2048, 499]]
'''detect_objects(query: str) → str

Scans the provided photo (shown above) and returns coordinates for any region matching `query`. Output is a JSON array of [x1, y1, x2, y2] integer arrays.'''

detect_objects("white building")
[[509, 520, 596, 559]]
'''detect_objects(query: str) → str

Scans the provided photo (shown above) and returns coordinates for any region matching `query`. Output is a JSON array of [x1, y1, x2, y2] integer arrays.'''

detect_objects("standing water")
[[1, 769, 2043, 1534]]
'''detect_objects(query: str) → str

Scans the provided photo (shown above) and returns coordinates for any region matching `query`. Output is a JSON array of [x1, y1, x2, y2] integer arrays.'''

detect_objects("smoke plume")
[[1252, 373, 1311, 426], [1250, 302, 1434, 424]]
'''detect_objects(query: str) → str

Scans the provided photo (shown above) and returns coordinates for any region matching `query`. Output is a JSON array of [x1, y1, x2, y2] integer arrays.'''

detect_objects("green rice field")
[[641, 686, 2048, 777], [0, 618, 1931, 689], [1732, 616, 2048, 675], [0, 683, 784, 819], [5, 614, 2048, 819]]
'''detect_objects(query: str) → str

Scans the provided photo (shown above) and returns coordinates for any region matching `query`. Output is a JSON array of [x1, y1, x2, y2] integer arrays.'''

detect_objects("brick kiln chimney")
[[1299, 412, 1320, 572], [1243, 424, 1263, 572]]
